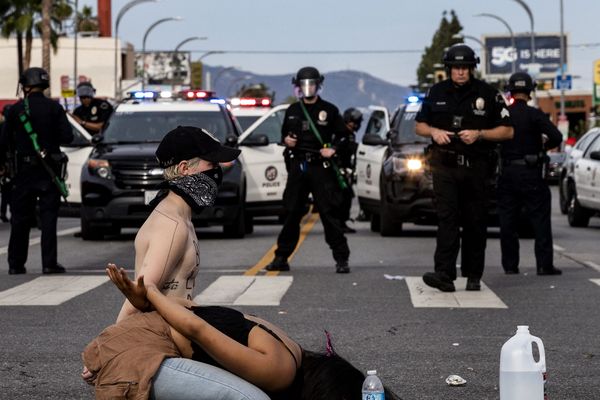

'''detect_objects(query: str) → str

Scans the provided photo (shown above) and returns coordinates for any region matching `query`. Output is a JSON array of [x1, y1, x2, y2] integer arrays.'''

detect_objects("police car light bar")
[[129, 91, 159, 99], [181, 90, 216, 100], [231, 97, 272, 107], [406, 95, 421, 104]]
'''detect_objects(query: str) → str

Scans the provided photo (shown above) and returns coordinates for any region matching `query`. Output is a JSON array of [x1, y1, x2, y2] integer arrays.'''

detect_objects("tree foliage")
[[416, 10, 463, 88]]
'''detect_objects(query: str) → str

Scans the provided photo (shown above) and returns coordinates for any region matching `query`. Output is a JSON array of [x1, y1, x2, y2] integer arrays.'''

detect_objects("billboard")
[[135, 51, 191, 85], [483, 34, 567, 79]]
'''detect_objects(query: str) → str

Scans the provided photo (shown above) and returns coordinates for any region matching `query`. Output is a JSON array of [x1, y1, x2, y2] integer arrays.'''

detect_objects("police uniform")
[[499, 98, 563, 274], [73, 98, 113, 134], [0, 92, 73, 274], [274, 98, 350, 265], [416, 77, 512, 284]]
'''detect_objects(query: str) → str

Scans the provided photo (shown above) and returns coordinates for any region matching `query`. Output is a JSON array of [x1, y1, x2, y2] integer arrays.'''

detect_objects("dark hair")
[[300, 350, 402, 400]]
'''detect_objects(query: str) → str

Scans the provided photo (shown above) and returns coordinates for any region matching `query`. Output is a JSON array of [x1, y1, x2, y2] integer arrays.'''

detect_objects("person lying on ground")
[[82, 264, 401, 400]]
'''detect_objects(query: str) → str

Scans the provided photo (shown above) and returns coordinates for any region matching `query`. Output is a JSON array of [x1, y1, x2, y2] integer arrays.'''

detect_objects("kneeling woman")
[[83, 265, 400, 400]]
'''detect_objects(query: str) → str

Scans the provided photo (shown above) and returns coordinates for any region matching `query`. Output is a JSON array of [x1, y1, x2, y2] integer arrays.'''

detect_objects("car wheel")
[[80, 215, 104, 241], [380, 201, 403, 237], [370, 213, 381, 232], [567, 185, 591, 227], [558, 177, 570, 215], [223, 208, 246, 238]]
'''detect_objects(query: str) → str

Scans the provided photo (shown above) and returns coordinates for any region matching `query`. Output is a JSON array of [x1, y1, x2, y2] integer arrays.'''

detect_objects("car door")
[[576, 135, 600, 208], [62, 115, 93, 204], [237, 104, 289, 204], [356, 106, 391, 203]]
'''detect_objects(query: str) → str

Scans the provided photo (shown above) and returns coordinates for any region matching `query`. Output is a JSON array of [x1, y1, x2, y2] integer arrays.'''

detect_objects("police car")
[[236, 104, 289, 221], [229, 97, 273, 132], [79, 90, 248, 239], [62, 115, 93, 207], [562, 128, 600, 227]]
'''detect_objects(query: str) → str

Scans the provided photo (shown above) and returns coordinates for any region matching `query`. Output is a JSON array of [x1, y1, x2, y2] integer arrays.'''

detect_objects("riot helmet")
[[292, 66, 324, 98], [19, 67, 50, 89], [76, 81, 96, 98], [443, 44, 480, 67], [506, 72, 535, 94], [343, 107, 363, 131]]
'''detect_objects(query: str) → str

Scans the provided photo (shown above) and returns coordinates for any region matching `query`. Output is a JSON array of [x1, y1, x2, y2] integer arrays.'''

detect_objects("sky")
[[81, 0, 600, 90]]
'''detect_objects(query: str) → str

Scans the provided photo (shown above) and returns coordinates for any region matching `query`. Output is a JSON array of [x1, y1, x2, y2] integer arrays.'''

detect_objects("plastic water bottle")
[[362, 370, 385, 400], [499, 325, 546, 400]]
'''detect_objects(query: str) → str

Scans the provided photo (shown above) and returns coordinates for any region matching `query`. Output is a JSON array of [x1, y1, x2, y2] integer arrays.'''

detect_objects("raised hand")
[[106, 263, 150, 311]]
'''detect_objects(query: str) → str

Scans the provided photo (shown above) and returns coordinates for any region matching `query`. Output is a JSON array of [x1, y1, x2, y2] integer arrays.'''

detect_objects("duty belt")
[[431, 148, 477, 168]]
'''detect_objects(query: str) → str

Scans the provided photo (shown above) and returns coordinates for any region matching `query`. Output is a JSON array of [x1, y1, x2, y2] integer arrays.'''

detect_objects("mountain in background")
[[204, 65, 412, 113]]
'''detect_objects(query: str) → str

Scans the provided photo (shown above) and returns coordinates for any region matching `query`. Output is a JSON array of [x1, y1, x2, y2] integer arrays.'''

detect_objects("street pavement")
[[0, 187, 599, 399]]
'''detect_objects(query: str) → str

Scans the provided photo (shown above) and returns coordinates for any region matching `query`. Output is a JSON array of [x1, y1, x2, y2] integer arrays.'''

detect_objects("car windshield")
[[392, 110, 429, 145], [102, 111, 231, 144], [236, 115, 261, 132]]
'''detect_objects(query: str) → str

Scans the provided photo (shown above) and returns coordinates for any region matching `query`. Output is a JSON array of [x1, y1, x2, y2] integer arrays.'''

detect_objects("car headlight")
[[88, 159, 112, 179], [406, 159, 423, 171]]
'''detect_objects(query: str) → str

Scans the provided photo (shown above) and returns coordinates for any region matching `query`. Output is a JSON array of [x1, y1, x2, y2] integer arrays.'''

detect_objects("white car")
[[230, 97, 273, 132], [568, 131, 600, 227], [355, 105, 392, 220], [62, 114, 93, 206], [237, 104, 289, 220]]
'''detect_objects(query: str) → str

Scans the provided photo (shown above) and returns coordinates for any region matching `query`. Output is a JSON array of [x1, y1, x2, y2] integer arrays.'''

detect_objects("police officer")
[[0, 105, 13, 222], [71, 82, 113, 135], [265, 66, 351, 273], [415, 44, 513, 292], [500, 72, 563, 276], [0, 67, 74, 274], [338, 107, 362, 233]]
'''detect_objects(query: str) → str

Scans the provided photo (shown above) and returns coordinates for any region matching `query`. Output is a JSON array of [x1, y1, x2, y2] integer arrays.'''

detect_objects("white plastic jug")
[[499, 325, 546, 400]]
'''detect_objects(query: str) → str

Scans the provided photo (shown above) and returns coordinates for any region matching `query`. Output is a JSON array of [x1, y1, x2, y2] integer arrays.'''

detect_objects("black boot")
[[466, 278, 481, 291], [335, 260, 350, 273], [265, 256, 290, 272], [537, 266, 562, 276], [43, 263, 66, 274], [422, 272, 455, 292]]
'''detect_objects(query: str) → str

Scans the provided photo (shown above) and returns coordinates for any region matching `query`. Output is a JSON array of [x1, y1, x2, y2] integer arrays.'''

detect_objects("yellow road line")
[[245, 210, 320, 276]]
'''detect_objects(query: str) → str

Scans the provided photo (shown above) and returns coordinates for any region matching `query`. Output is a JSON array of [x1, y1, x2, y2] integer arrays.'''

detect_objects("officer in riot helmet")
[[338, 107, 363, 233], [71, 81, 113, 135], [415, 44, 514, 292], [265, 66, 352, 273], [499, 71, 563, 276], [0, 67, 73, 274]]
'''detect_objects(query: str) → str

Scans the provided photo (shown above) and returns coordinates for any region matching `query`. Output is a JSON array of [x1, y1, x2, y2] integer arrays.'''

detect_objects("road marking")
[[585, 262, 600, 273], [0, 227, 80, 256], [194, 275, 293, 306], [553, 244, 565, 252], [244, 210, 319, 276], [405, 277, 508, 309], [591, 279, 600, 287], [0, 275, 108, 306]]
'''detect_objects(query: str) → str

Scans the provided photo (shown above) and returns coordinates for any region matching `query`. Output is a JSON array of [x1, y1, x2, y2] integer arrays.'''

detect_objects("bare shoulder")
[[136, 209, 187, 247]]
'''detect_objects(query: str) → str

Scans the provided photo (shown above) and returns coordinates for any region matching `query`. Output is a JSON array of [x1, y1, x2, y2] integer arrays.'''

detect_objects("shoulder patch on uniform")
[[501, 108, 510, 118]]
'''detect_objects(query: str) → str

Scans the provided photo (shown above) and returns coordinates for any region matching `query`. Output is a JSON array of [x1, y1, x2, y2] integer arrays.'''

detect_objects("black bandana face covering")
[[150, 167, 222, 212]]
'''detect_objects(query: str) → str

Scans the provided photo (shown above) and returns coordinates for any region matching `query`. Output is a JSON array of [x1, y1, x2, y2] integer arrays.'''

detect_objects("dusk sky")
[[82, 0, 600, 89]]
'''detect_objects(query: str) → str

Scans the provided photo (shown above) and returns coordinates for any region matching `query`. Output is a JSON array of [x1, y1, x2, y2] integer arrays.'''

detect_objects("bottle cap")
[[517, 325, 529, 332], [367, 370, 377, 375]]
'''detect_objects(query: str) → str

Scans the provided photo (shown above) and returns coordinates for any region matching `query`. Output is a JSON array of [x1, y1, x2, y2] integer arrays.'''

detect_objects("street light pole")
[[141, 17, 183, 91], [474, 13, 516, 73], [114, 0, 157, 99], [513, 0, 535, 66], [73, 0, 78, 98], [173, 36, 207, 85], [197, 51, 225, 90], [559, 0, 566, 120]]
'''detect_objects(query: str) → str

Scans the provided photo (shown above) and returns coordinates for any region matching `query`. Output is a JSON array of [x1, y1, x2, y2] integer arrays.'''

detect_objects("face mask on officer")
[[298, 79, 319, 99]]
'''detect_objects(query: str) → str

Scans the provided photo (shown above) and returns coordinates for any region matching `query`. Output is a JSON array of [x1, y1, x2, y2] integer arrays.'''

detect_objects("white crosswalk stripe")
[[194, 276, 293, 306], [0, 275, 108, 306], [590, 279, 600, 287], [404, 277, 508, 308]]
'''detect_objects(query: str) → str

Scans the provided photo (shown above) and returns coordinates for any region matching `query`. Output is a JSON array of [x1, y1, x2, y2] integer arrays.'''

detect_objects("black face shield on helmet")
[[292, 66, 324, 98]]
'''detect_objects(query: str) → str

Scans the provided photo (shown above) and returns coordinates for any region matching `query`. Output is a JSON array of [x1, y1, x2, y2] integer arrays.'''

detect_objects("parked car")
[[544, 151, 566, 185], [60, 115, 93, 212], [559, 128, 600, 214], [566, 130, 600, 227], [80, 90, 248, 239]]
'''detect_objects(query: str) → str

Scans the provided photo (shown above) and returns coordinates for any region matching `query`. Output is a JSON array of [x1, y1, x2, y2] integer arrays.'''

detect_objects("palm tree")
[[0, 0, 30, 76], [77, 5, 98, 32], [41, 0, 51, 81]]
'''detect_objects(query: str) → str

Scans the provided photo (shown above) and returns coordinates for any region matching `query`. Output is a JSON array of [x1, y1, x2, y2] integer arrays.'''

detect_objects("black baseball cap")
[[155, 126, 241, 168]]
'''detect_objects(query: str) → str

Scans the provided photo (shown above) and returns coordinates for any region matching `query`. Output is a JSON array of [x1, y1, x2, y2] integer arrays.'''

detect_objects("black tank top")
[[187, 306, 303, 399]]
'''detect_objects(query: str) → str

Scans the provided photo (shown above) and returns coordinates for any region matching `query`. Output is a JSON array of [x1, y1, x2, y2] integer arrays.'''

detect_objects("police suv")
[[79, 90, 248, 239]]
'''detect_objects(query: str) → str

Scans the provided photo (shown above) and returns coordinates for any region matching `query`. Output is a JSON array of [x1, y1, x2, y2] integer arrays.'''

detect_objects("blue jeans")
[[150, 358, 270, 400]]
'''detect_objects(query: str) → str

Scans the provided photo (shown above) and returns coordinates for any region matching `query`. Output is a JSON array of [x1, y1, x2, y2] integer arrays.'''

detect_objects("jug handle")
[[531, 336, 546, 370]]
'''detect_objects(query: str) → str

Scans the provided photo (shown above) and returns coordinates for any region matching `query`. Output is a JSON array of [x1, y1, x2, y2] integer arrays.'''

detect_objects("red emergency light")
[[181, 90, 216, 100], [236, 97, 271, 107]]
